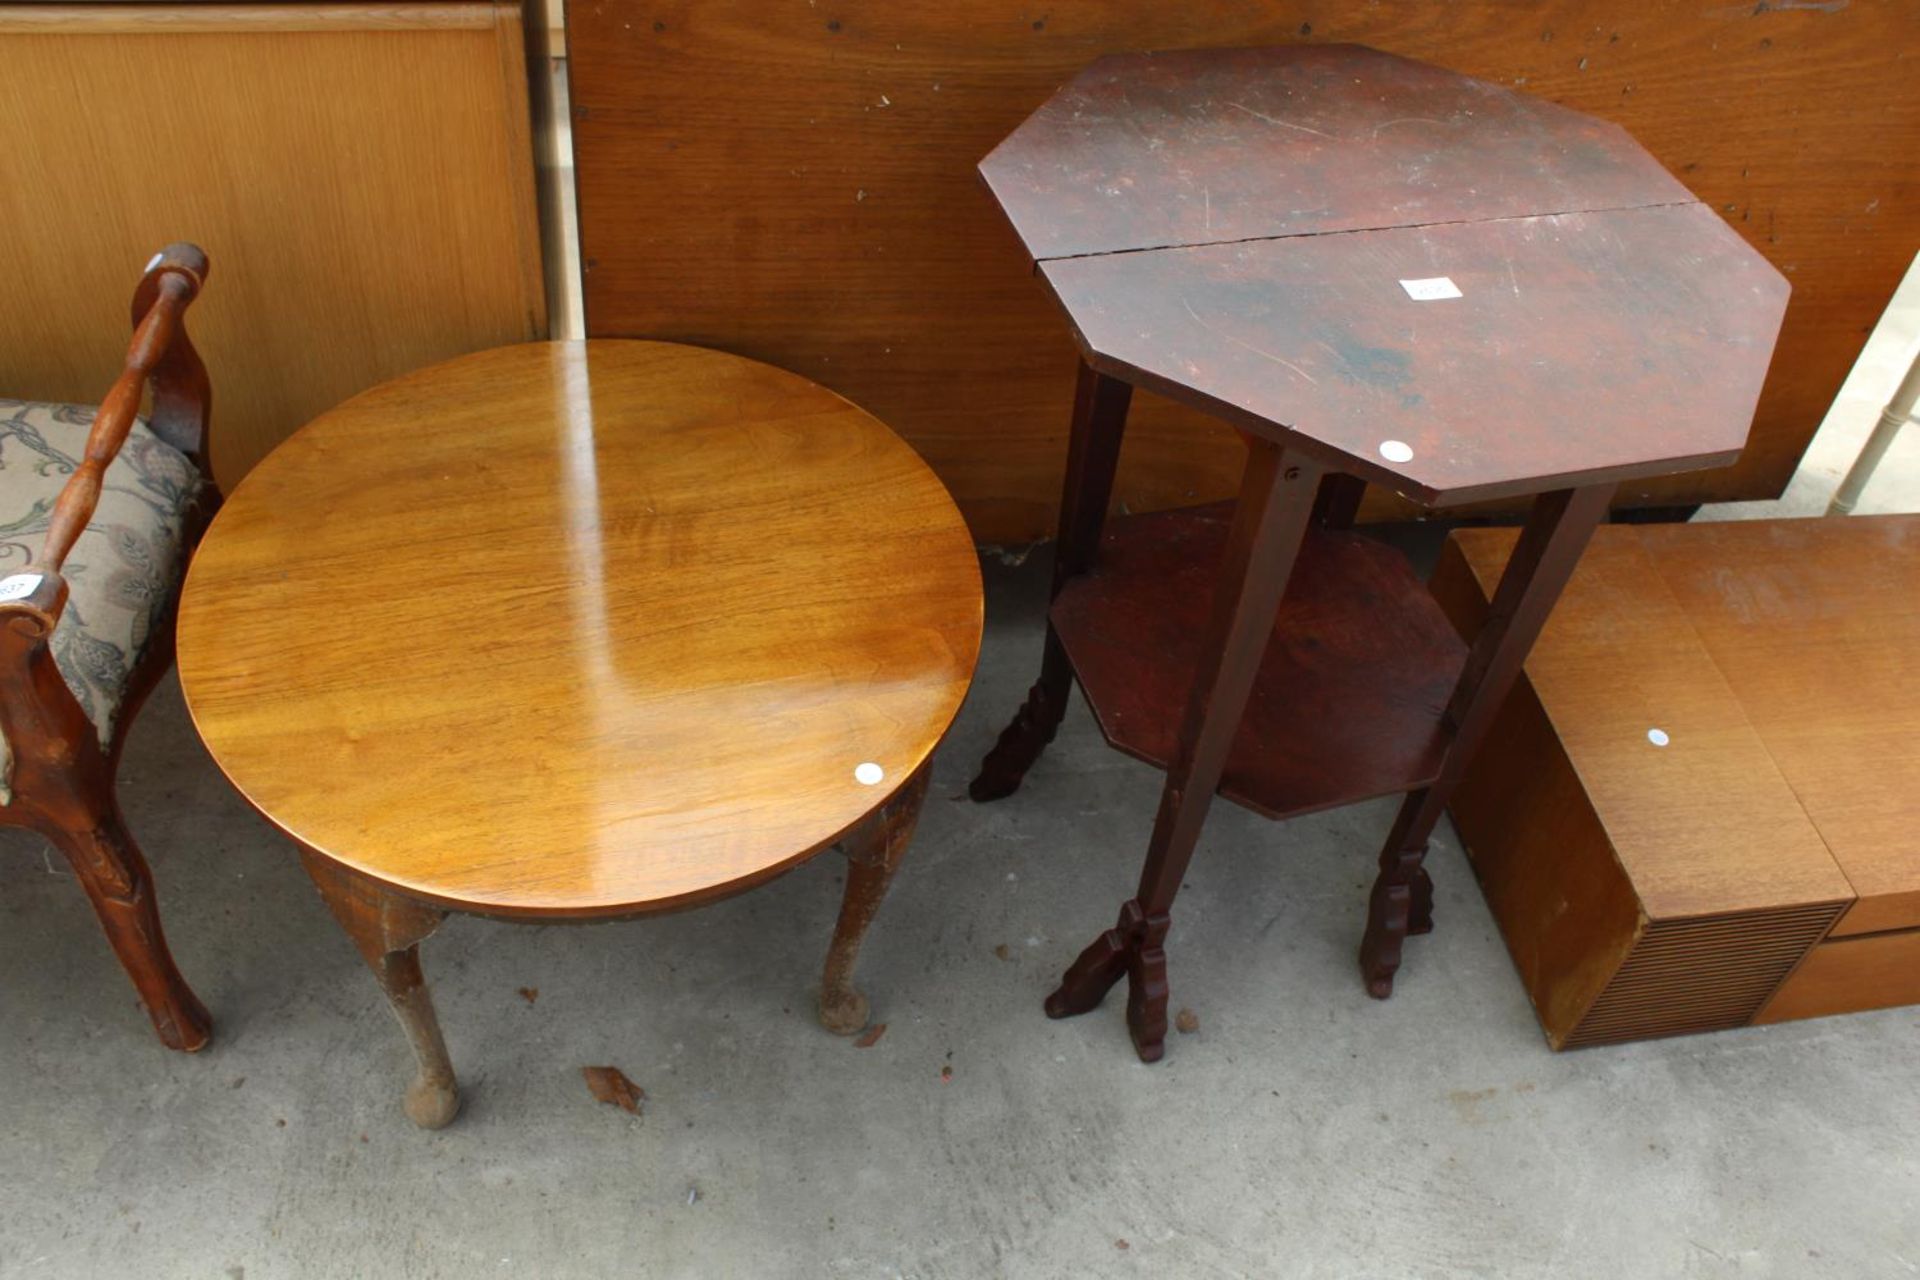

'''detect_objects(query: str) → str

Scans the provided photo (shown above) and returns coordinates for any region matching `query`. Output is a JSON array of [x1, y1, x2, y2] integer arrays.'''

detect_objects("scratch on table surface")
[[1181, 297, 1319, 385], [1372, 116, 1446, 136], [1203, 185, 1212, 231], [1227, 101, 1333, 138]]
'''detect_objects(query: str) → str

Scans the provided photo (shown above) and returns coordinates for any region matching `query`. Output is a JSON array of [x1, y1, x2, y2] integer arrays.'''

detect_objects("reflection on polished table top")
[[176, 340, 983, 919]]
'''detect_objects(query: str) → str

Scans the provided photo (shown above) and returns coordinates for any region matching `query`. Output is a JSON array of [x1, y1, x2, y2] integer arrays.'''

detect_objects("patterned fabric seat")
[[0, 398, 202, 801]]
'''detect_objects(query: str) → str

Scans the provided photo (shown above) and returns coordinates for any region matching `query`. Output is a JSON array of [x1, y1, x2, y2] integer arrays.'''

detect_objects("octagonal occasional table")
[[969, 44, 1788, 1061], [178, 340, 982, 1126]]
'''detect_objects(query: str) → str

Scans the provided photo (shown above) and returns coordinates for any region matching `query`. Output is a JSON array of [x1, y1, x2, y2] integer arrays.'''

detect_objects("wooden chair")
[[0, 244, 218, 1051]]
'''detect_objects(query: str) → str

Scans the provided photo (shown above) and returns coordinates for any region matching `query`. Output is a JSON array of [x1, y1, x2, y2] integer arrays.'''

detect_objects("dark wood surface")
[[1045, 440, 1323, 1059], [969, 361, 1132, 803], [568, 1, 1920, 541], [1041, 202, 1785, 505], [1052, 500, 1463, 819], [0, 244, 220, 1052], [980, 44, 1692, 261], [980, 44, 1770, 1059]]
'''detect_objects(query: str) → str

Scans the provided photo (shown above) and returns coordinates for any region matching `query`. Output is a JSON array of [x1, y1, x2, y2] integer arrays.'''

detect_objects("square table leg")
[[1359, 483, 1615, 997], [299, 849, 459, 1129], [970, 360, 1132, 801], [818, 761, 933, 1034], [1044, 439, 1324, 1062]]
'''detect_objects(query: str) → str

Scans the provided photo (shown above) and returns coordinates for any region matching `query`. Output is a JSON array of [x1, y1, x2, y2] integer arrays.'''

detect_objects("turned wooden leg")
[[820, 763, 931, 1034], [299, 850, 458, 1128], [1048, 442, 1321, 1062], [35, 797, 210, 1052], [971, 360, 1132, 802], [1360, 484, 1613, 998]]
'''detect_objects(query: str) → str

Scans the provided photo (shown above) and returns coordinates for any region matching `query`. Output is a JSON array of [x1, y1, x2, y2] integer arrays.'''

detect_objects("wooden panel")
[[0, 2, 545, 492], [1433, 539, 1643, 1049], [1638, 517, 1920, 937], [569, 0, 1920, 542], [1564, 905, 1842, 1047], [1755, 928, 1920, 1025]]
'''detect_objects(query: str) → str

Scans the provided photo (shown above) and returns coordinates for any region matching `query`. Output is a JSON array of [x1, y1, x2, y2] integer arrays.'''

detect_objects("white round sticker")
[[1379, 440, 1414, 463], [1647, 728, 1670, 747], [854, 762, 885, 785]]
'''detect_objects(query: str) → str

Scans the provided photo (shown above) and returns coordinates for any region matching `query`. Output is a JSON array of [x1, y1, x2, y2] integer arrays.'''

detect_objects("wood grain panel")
[[570, 0, 1920, 542], [0, 2, 544, 492], [1638, 516, 1920, 937], [1755, 928, 1920, 1025], [1758, 924, 1920, 1028]]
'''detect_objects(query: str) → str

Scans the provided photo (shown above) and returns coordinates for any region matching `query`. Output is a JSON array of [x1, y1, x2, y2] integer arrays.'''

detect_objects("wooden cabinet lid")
[[1447, 525, 1852, 922], [1636, 517, 1920, 935]]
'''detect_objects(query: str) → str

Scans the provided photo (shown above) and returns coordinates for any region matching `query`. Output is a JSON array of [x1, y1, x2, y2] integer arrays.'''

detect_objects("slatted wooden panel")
[[1566, 905, 1844, 1047], [569, 0, 1920, 542]]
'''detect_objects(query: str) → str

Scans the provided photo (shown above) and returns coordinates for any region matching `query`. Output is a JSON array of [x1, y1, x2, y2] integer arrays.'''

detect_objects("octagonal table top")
[[980, 44, 1790, 507]]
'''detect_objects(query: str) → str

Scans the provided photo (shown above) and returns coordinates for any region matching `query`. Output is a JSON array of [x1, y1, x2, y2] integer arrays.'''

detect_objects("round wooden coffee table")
[[177, 340, 982, 1127]]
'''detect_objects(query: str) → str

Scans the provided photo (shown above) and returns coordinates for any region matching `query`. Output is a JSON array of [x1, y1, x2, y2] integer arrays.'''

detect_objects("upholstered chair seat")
[[0, 399, 202, 801]]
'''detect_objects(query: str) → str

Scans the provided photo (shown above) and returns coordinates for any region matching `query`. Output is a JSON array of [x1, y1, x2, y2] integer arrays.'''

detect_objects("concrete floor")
[[2, 531, 1918, 1277]]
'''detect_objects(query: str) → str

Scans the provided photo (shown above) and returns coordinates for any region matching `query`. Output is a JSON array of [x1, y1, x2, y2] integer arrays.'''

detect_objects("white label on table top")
[[1647, 728, 1671, 747], [1399, 276, 1463, 301], [854, 762, 885, 786], [1379, 440, 1415, 464], [0, 573, 43, 602]]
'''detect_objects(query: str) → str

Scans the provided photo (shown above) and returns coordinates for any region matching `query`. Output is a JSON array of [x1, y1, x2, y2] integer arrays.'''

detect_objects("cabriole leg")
[[819, 763, 932, 1034], [300, 850, 458, 1129], [38, 796, 211, 1052]]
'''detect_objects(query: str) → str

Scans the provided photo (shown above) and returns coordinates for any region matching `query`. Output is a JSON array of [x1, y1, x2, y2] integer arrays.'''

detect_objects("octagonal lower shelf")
[[1054, 504, 1468, 820]]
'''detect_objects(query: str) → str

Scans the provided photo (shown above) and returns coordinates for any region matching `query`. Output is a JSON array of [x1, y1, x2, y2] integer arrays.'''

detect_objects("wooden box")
[[1433, 517, 1920, 1048]]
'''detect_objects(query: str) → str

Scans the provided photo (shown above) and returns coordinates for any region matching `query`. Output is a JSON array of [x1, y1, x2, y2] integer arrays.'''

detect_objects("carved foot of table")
[[820, 764, 931, 1034], [1044, 899, 1172, 1062], [300, 851, 459, 1129], [969, 664, 1068, 802], [38, 799, 212, 1053], [1360, 843, 1432, 1000]]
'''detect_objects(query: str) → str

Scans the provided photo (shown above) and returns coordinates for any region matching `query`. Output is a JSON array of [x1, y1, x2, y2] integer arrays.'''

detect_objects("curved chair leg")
[[299, 850, 458, 1129], [819, 763, 931, 1034], [37, 797, 211, 1052]]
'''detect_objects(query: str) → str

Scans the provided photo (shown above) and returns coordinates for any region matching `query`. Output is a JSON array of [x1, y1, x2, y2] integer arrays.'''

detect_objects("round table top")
[[178, 341, 982, 918]]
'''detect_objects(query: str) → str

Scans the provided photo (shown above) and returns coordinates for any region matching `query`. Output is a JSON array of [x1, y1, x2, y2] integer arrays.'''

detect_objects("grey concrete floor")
[[1, 548, 1916, 1280]]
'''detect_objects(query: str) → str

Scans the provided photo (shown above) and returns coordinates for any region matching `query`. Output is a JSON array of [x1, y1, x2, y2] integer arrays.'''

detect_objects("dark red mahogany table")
[[969, 44, 1789, 1062]]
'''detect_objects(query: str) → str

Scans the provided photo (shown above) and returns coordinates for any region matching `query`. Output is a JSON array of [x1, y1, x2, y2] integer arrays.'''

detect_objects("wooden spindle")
[[33, 267, 195, 576]]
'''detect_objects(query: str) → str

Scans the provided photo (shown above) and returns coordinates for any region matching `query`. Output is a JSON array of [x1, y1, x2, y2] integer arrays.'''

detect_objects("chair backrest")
[[33, 243, 212, 579]]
